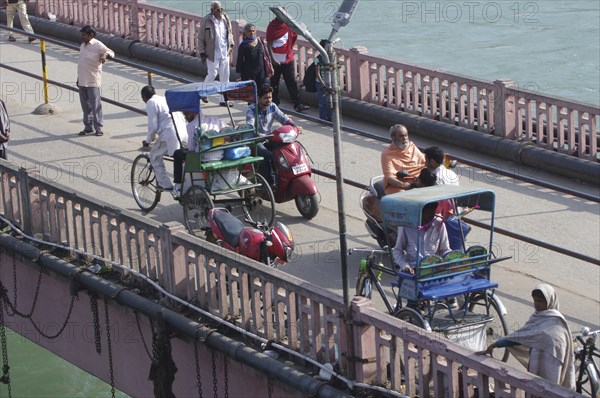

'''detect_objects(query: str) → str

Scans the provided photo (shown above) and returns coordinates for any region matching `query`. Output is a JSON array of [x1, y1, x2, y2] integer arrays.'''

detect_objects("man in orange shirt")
[[380, 124, 425, 195]]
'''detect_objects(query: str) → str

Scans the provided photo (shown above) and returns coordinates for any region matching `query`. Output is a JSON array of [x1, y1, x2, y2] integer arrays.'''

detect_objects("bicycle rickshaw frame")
[[352, 185, 511, 360], [131, 81, 276, 236]]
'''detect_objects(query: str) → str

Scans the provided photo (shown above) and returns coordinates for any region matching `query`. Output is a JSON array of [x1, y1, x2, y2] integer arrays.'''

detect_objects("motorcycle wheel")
[[295, 193, 319, 219]]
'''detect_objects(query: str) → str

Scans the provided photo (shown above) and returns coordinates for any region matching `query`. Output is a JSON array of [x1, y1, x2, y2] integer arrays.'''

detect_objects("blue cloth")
[[444, 217, 472, 250], [165, 81, 255, 113], [316, 81, 332, 122]]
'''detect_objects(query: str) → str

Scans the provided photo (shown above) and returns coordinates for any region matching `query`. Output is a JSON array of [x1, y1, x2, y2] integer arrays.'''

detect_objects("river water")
[[4, 1, 599, 397]]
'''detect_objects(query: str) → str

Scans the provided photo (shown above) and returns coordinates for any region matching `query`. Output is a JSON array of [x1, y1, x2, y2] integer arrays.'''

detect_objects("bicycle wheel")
[[394, 307, 428, 329], [183, 185, 213, 237], [468, 292, 510, 362], [355, 273, 373, 299], [576, 360, 600, 397], [241, 172, 275, 227], [131, 154, 161, 212]]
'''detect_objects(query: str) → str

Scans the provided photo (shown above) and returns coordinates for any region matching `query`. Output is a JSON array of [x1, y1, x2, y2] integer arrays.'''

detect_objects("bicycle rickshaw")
[[131, 81, 276, 236], [351, 185, 511, 359]]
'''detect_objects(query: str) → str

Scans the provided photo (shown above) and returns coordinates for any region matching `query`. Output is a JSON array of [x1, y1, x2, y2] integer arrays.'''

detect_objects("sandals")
[[78, 130, 103, 136]]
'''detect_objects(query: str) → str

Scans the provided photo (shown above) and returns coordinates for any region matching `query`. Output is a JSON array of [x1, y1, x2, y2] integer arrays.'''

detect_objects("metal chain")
[[194, 340, 203, 398], [5, 256, 17, 317], [0, 294, 12, 398], [90, 294, 101, 354], [267, 377, 273, 398], [223, 356, 228, 398], [0, 282, 76, 340], [211, 351, 218, 398], [103, 300, 115, 398], [134, 311, 152, 361], [0, 264, 43, 320]]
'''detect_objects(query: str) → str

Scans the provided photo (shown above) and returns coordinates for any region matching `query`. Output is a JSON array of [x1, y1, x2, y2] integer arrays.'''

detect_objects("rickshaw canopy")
[[165, 81, 257, 113], [381, 185, 495, 229]]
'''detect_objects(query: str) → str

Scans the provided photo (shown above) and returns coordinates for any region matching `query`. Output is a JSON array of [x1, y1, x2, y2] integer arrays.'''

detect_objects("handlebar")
[[348, 247, 388, 255]]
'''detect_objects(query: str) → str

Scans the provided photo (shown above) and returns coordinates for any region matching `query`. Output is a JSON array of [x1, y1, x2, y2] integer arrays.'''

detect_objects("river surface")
[[4, 1, 599, 397]]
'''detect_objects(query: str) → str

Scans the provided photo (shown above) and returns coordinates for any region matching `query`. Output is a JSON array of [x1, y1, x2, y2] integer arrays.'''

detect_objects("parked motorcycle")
[[206, 208, 294, 267], [269, 125, 319, 219]]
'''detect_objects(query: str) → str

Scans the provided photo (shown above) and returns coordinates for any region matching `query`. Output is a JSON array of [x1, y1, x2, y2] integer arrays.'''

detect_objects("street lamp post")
[[270, 1, 360, 309]]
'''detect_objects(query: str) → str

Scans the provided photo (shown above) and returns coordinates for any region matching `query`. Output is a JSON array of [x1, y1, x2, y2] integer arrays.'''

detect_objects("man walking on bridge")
[[4, 0, 35, 43], [198, 1, 234, 106]]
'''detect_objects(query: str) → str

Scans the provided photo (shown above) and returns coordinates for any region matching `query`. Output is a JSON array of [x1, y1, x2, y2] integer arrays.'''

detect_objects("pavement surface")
[[1, 30, 599, 373]]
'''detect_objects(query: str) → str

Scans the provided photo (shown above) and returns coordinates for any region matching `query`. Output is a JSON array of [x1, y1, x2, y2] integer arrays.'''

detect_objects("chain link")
[[134, 312, 152, 361], [5, 255, 17, 317], [1, 263, 43, 320], [267, 377, 273, 398], [223, 356, 228, 398], [103, 300, 115, 398], [90, 294, 102, 354], [194, 339, 203, 398], [0, 291, 12, 398], [0, 282, 76, 340], [211, 351, 218, 398]]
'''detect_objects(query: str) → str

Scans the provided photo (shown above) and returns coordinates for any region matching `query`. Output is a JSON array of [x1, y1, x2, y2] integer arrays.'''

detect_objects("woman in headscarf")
[[235, 23, 266, 89], [477, 284, 575, 389]]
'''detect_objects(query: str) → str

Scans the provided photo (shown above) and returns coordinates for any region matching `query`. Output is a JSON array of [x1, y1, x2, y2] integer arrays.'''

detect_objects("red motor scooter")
[[269, 125, 319, 219], [206, 208, 294, 267]]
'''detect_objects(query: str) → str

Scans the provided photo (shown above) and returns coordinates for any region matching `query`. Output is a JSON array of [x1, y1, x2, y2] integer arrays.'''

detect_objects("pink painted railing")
[[34, 0, 599, 161], [1, 157, 579, 397]]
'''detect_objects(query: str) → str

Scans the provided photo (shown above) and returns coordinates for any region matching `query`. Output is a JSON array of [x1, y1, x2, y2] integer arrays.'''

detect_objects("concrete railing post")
[[349, 46, 370, 101], [351, 296, 378, 383], [493, 79, 517, 138], [129, 0, 140, 41], [158, 222, 186, 295]]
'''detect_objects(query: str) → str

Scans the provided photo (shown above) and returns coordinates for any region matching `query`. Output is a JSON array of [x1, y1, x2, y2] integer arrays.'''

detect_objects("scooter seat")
[[213, 210, 245, 247], [373, 180, 385, 199]]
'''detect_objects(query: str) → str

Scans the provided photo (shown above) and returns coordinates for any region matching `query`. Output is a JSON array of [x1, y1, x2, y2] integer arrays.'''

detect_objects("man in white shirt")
[[423, 146, 459, 186], [76, 25, 114, 137], [141, 86, 186, 191], [393, 202, 450, 273], [198, 1, 234, 106]]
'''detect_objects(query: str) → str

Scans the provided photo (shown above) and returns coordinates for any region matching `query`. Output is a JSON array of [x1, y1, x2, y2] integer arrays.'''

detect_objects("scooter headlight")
[[275, 221, 294, 247], [278, 154, 291, 171]]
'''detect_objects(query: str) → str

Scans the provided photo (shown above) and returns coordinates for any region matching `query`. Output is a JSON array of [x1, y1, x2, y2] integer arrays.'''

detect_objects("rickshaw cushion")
[[198, 156, 264, 172], [224, 146, 251, 160], [418, 273, 498, 300]]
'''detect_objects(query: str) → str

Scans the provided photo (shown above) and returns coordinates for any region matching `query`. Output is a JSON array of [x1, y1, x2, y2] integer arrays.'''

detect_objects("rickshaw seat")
[[419, 274, 498, 300], [184, 153, 264, 173]]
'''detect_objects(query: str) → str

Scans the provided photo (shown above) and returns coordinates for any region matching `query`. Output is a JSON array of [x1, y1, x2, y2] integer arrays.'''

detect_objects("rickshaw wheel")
[[241, 173, 275, 227], [183, 185, 213, 237], [394, 307, 429, 330], [131, 154, 161, 212], [355, 274, 373, 299], [468, 292, 510, 362]]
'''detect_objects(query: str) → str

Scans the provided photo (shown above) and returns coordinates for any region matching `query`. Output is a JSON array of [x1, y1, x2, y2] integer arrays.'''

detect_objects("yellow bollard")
[[40, 39, 49, 104]]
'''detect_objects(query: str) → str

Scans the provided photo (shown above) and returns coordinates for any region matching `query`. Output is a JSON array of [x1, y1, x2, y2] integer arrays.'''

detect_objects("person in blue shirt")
[[246, 83, 297, 186]]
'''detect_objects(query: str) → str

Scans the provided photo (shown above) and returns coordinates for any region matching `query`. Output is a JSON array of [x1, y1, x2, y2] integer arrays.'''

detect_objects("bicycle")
[[130, 81, 276, 236], [574, 327, 600, 397]]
